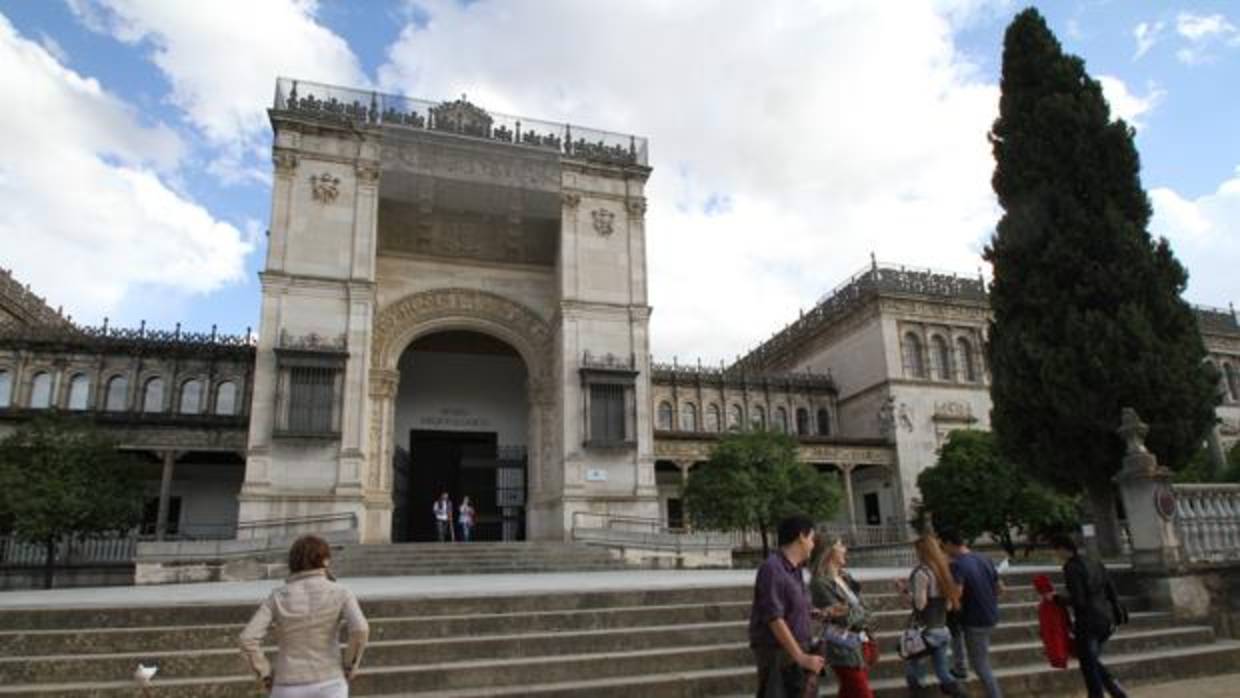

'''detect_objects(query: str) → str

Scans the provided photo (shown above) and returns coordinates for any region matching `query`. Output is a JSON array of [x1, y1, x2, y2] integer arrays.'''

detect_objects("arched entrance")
[[391, 330, 528, 541], [368, 288, 556, 543]]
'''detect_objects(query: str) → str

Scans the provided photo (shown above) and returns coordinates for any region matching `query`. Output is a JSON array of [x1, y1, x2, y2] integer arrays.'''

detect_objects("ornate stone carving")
[[355, 161, 380, 184], [592, 208, 615, 237], [562, 192, 582, 209], [310, 172, 341, 203], [1118, 407, 1150, 455], [278, 329, 347, 352], [371, 288, 553, 370], [626, 197, 647, 217], [932, 401, 976, 422], [429, 95, 493, 137], [877, 396, 896, 438], [272, 149, 298, 174], [897, 403, 914, 432]]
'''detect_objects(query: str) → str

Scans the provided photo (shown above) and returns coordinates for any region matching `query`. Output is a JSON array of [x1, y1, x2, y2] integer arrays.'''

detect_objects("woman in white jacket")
[[240, 535, 369, 697]]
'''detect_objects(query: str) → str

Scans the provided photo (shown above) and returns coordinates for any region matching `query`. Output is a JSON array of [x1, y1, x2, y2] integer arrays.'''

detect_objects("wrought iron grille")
[[288, 366, 336, 434]]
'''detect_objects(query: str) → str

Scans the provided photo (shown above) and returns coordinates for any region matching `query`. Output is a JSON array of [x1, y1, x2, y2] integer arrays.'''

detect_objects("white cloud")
[[1150, 168, 1240, 309], [376, 0, 1002, 364], [69, 0, 368, 183], [0, 15, 253, 323], [1096, 75, 1164, 130], [1174, 12, 1238, 64], [1133, 20, 1164, 59]]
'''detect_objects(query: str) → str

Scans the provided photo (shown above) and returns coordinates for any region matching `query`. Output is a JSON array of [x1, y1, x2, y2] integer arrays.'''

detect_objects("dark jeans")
[[753, 646, 805, 698], [1077, 630, 1127, 698], [435, 519, 451, 542]]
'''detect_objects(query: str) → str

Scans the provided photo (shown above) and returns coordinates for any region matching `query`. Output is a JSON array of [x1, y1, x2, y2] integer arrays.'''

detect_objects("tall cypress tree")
[[985, 8, 1219, 554]]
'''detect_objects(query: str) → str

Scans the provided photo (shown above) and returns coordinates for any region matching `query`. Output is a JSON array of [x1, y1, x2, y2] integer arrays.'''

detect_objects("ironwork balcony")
[[273, 77, 649, 166]]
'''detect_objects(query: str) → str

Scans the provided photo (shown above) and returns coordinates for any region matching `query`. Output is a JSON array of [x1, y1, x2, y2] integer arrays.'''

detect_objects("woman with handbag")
[[810, 538, 876, 698], [901, 534, 967, 697]]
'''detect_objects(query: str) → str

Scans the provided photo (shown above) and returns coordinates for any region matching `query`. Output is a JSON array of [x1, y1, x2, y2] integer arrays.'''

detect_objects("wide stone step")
[[0, 611, 1188, 685]]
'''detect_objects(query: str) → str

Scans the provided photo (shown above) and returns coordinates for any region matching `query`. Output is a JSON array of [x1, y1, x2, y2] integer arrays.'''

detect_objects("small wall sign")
[[585, 469, 608, 482]]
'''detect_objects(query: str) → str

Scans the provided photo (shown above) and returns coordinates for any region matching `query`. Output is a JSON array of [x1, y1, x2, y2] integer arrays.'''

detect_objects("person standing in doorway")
[[940, 528, 1004, 698], [433, 492, 453, 542], [748, 514, 824, 697], [458, 496, 476, 543], [1051, 534, 1129, 698]]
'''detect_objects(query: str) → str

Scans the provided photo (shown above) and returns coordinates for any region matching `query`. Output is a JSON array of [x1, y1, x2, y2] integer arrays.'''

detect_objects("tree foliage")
[[915, 430, 1078, 557], [984, 8, 1218, 553], [683, 430, 841, 555], [0, 416, 145, 588]]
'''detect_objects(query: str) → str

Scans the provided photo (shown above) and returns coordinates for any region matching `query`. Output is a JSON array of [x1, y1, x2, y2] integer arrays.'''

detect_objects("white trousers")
[[271, 677, 348, 698]]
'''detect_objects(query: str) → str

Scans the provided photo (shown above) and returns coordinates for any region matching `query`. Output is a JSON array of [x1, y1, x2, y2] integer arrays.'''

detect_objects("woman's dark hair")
[[1049, 534, 1078, 554], [288, 535, 332, 574], [937, 528, 964, 547]]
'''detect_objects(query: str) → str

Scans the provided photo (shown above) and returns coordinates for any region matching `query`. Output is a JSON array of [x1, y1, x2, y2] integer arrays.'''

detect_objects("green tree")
[[915, 430, 1078, 557], [984, 8, 1218, 555], [682, 430, 840, 556], [0, 416, 145, 589]]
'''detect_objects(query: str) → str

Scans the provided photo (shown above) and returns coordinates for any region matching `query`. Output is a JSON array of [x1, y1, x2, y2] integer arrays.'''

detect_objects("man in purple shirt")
[[749, 514, 825, 697]]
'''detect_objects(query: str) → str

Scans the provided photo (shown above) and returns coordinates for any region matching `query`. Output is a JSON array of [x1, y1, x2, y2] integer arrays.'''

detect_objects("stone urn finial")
[[1118, 407, 1150, 455]]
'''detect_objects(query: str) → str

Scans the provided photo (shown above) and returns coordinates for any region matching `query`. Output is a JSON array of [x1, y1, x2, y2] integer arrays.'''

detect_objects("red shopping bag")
[[1034, 574, 1073, 669]]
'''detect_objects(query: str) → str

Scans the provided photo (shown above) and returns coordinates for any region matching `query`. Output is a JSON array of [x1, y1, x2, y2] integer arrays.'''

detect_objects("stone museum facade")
[[2, 79, 1238, 544]]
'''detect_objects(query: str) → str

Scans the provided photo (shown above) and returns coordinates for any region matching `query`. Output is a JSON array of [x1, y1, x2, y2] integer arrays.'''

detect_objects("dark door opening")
[[404, 430, 526, 542], [864, 492, 881, 525]]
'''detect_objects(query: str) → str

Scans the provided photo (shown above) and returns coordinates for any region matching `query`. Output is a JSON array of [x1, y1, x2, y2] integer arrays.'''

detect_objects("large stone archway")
[[365, 288, 557, 541]]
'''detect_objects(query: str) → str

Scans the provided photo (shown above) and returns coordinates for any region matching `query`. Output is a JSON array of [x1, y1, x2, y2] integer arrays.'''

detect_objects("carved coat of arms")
[[591, 208, 615, 236], [310, 172, 340, 203]]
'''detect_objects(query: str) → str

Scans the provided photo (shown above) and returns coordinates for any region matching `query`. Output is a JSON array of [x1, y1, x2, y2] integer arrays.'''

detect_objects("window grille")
[[902, 333, 926, 378], [956, 338, 977, 382], [796, 408, 809, 435], [817, 408, 831, 436], [931, 335, 952, 381], [289, 366, 336, 433], [589, 383, 626, 443], [0, 369, 10, 408]]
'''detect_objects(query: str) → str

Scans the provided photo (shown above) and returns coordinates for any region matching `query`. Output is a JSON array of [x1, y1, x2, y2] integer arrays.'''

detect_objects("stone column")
[[1114, 408, 1183, 572], [155, 450, 179, 542], [840, 463, 858, 534]]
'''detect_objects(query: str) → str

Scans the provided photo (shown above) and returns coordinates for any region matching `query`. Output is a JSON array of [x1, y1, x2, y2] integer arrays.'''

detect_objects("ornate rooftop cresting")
[[1193, 303, 1239, 336], [735, 260, 987, 372], [0, 318, 255, 355], [273, 78, 649, 166], [650, 358, 837, 393]]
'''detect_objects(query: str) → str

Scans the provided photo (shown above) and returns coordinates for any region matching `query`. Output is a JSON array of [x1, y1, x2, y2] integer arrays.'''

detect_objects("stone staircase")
[[1, 569, 1236, 697], [329, 541, 629, 576]]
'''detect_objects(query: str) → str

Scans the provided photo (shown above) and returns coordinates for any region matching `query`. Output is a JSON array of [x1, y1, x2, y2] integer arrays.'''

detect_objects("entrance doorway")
[[389, 330, 530, 542]]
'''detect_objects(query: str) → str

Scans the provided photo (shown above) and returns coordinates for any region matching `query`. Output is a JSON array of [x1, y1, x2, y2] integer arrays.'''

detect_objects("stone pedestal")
[[1114, 408, 1184, 573]]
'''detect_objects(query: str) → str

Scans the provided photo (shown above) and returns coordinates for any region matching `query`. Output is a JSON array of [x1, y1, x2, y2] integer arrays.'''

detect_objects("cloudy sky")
[[1, 1, 1237, 363]]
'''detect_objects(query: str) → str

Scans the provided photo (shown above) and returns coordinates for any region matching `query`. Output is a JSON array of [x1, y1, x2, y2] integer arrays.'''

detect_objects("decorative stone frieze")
[[562, 192, 582, 209], [278, 330, 347, 353], [626, 197, 647, 218], [591, 208, 615, 237], [355, 161, 380, 183], [272, 150, 298, 174]]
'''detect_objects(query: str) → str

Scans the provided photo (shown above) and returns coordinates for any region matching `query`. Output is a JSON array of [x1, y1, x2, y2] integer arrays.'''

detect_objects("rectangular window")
[[590, 383, 626, 444], [288, 366, 335, 434]]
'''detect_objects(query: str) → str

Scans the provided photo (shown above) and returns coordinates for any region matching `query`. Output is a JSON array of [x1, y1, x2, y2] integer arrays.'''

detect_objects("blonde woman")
[[810, 538, 875, 698], [240, 535, 369, 698], [902, 534, 967, 697]]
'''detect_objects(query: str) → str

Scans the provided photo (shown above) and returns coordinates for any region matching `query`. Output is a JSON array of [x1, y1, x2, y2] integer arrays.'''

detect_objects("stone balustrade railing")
[[1173, 484, 1240, 563]]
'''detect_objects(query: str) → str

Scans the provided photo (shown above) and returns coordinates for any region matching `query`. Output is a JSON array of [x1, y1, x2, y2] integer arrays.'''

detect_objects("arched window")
[[680, 402, 698, 432], [142, 377, 164, 413], [796, 408, 809, 436], [956, 338, 977, 382], [215, 381, 238, 416], [772, 407, 787, 433], [657, 401, 674, 430], [817, 408, 831, 436], [902, 332, 926, 378], [1228, 363, 1240, 404], [0, 369, 10, 408], [105, 375, 128, 412], [29, 372, 52, 408], [930, 335, 952, 380], [705, 403, 721, 432], [751, 405, 766, 431], [179, 379, 203, 415], [728, 404, 743, 431], [67, 374, 90, 411]]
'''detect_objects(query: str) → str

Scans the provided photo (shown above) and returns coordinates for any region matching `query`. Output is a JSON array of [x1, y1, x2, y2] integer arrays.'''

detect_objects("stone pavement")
[[1126, 673, 1240, 697]]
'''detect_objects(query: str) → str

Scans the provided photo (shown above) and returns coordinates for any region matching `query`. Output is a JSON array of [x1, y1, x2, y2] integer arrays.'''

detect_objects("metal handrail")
[[235, 512, 358, 530]]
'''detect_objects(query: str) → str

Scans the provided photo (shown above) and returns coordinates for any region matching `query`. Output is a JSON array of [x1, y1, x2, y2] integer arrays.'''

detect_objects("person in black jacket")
[[1050, 534, 1128, 698]]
